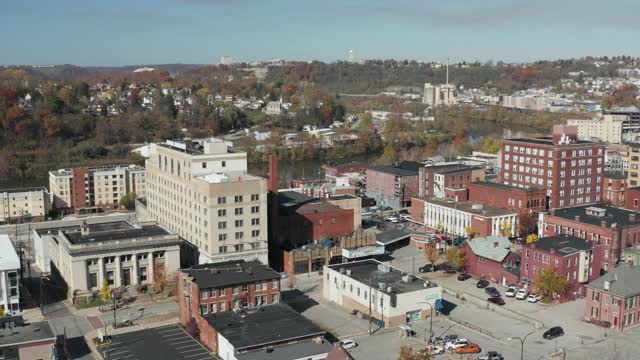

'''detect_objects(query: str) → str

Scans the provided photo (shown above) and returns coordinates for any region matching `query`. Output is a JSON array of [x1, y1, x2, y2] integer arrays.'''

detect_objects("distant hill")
[[15, 63, 208, 81]]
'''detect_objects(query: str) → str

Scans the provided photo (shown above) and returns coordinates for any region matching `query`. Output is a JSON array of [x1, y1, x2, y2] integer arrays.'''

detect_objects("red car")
[[488, 297, 505, 305]]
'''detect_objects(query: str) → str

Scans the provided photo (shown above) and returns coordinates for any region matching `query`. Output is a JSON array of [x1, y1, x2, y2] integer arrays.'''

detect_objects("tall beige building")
[[628, 143, 640, 186], [49, 164, 145, 213], [0, 187, 51, 223], [567, 115, 625, 144], [144, 138, 268, 264]]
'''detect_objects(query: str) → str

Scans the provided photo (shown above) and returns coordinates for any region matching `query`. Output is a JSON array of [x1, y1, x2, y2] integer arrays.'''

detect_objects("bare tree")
[[424, 242, 440, 265]]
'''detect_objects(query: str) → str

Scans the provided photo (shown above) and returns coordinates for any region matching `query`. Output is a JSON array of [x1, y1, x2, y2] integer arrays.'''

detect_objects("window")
[[235, 232, 244, 240], [478, 256, 485, 263], [219, 233, 227, 241], [251, 206, 259, 213], [251, 194, 260, 201], [218, 221, 227, 229], [235, 208, 243, 215], [271, 294, 279, 303], [202, 162, 207, 168], [218, 209, 226, 217], [201, 290, 209, 299], [139, 267, 147, 283], [235, 220, 244, 227], [106, 271, 115, 286], [221, 161, 226, 167], [591, 307, 599, 318], [251, 230, 260, 237], [219, 246, 228, 253], [242, 284, 248, 292], [88, 273, 98, 288], [252, 218, 260, 226], [200, 304, 208, 315], [234, 195, 243, 203], [218, 197, 226, 204], [272, 279, 278, 289], [220, 288, 225, 296]]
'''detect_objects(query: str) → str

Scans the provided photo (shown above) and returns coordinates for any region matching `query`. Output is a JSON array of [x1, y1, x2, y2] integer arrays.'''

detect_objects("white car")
[[505, 286, 517, 297], [515, 288, 529, 300], [426, 344, 445, 355], [445, 339, 470, 351], [399, 214, 411, 222], [385, 216, 399, 223], [527, 294, 543, 303], [339, 339, 357, 349], [362, 211, 373, 217]]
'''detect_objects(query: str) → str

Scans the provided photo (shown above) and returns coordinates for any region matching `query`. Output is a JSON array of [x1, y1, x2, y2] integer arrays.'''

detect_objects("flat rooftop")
[[426, 198, 516, 217], [505, 137, 594, 146], [36, 221, 172, 245], [472, 181, 544, 192], [530, 235, 592, 256], [278, 191, 344, 215], [204, 303, 325, 351], [0, 187, 48, 194], [182, 260, 280, 289], [326, 259, 437, 295], [0, 319, 55, 348], [367, 165, 418, 177], [235, 339, 332, 360], [550, 205, 640, 227]]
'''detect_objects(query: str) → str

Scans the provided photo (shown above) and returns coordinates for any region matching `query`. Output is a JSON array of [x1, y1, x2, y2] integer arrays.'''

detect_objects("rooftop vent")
[[471, 203, 484, 210], [386, 286, 393, 293], [378, 282, 386, 290], [377, 264, 391, 273], [402, 275, 414, 283], [585, 207, 607, 217], [346, 269, 352, 276]]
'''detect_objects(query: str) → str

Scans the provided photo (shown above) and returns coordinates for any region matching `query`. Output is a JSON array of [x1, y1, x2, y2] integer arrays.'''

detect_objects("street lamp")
[[417, 301, 434, 342], [507, 330, 535, 360]]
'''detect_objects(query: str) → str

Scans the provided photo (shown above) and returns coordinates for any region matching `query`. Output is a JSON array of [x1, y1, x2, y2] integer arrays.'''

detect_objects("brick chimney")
[[268, 155, 279, 194], [629, 213, 637, 222], [601, 220, 608, 228], [550, 248, 555, 254], [493, 242, 499, 248], [574, 215, 581, 222]]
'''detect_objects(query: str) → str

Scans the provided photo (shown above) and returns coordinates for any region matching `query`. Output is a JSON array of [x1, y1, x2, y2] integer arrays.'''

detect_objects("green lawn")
[[245, 111, 266, 124]]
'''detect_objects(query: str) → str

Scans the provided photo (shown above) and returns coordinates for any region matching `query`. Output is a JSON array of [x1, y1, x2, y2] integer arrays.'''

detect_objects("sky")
[[2, 0, 640, 66]]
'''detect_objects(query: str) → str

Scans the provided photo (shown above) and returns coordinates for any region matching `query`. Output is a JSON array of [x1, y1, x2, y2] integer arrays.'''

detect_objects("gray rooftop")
[[466, 235, 512, 263], [36, 221, 171, 245], [528, 235, 592, 256], [367, 165, 418, 177], [0, 187, 48, 194], [426, 198, 516, 217], [471, 181, 544, 192], [182, 260, 280, 289], [0, 319, 55, 348], [376, 228, 411, 245], [204, 303, 325, 351], [550, 205, 640, 227], [235, 339, 333, 360], [326, 259, 438, 295], [588, 264, 640, 298]]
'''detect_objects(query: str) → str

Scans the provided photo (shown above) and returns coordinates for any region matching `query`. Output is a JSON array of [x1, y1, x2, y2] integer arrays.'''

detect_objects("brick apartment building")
[[365, 164, 419, 209], [467, 182, 547, 213], [178, 260, 281, 349], [325, 161, 367, 181], [418, 163, 485, 199], [602, 172, 627, 207], [624, 187, 640, 211], [540, 205, 640, 272], [584, 264, 640, 332], [49, 164, 145, 214], [521, 235, 604, 302], [499, 125, 606, 209]]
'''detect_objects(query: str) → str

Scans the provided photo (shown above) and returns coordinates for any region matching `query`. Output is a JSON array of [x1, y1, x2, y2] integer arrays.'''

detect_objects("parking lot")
[[98, 324, 213, 360]]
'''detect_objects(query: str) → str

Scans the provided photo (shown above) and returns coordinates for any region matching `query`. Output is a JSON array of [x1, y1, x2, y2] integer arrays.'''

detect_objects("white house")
[[0, 235, 21, 315]]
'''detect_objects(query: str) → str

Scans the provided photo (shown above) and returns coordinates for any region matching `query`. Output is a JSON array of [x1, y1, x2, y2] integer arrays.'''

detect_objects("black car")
[[476, 280, 490, 288], [543, 326, 564, 340], [457, 273, 471, 281], [487, 297, 505, 305], [484, 287, 501, 297], [419, 264, 437, 273]]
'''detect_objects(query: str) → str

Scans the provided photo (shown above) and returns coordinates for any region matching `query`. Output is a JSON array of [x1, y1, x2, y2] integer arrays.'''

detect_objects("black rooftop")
[[472, 181, 544, 192], [551, 205, 640, 227], [605, 172, 627, 180], [506, 137, 594, 146], [0, 319, 55, 348], [36, 221, 172, 245], [528, 235, 592, 256], [182, 260, 280, 289], [367, 165, 418, 176], [204, 303, 325, 351]]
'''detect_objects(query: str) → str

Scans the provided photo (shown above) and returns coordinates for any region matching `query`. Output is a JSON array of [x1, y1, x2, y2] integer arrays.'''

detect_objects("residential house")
[[461, 235, 520, 285], [584, 264, 640, 331]]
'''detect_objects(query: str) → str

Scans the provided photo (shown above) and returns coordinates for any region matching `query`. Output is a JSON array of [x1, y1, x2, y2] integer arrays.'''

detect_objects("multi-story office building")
[[423, 83, 456, 107], [567, 115, 625, 144], [605, 144, 628, 175], [145, 138, 268, 264], [0, 187, 51, 223], [365, 164, 419, 209], [628, 142, 640, 186], [499, 125, 605, 209], [49, 164, 145, 213]]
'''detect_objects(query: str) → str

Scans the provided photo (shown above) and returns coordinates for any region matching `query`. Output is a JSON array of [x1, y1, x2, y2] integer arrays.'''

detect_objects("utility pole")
[[112, 291, 117, 329], [368, 279, 372, 334]]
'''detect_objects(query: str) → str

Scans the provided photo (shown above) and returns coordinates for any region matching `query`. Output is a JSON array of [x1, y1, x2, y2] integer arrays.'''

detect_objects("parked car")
[[527, 294, 543, 303], [515, 288, 529, 300], [505, 286, 517, 297], [487, 297, 505, 305], [484, 287, 501, 297], [435, 334, 458, 346], [454, 343, 481, 354], [543, 327, 564, 340], [399, 214, 411, 222], [385, 216, 399, 223], [476, 279, 490, 288], [419, 264, 437, 273], [399, 209, 410, 215], [424, 344, 445, 355], [362, 211, 373, 216], [445, 339, 470, 351], [457, 273, 472, 281], [339, 339, 357, 349], [477, 351, 504, 360]]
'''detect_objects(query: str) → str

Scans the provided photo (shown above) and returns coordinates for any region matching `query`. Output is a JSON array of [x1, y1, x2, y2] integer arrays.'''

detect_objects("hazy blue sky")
[[2, 0, 639, 66]]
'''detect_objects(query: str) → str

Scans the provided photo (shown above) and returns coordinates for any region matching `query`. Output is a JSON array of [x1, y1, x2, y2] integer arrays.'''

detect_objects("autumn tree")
[[424, 242, 440, 265], [533, 266, 568, 303], [526, 234, 538, 244], [153, 262, 167, 294], [518, 212, 537, 236], [464, 226, 476, 238], [398, 346, 431, 360], [119, 192, 137, 210], [500, 220, 513, 237], [444, 247, 465, 271], [101, 279, 111, 301], [480, 137, 502, 154]]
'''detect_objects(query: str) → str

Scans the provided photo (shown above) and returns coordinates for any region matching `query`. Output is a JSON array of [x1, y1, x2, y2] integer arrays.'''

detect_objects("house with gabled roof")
[[461, 235, 520, 285]]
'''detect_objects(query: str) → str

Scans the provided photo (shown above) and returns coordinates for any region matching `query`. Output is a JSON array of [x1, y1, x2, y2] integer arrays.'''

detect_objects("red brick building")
[[461, 235, 520, 285], [520, 235, 604, 302], [540, 205, 640, 272], [467, 181, 547, 213], [624, 187, 640, 211], [499, 125, 606, 209], [584, 264, 640, 331], [365, 164, 419, 208], [602, 172, 627, 207], [418, 163, 485, 199], [325, 161, 367, 181], [178, 260, 281, 352]]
